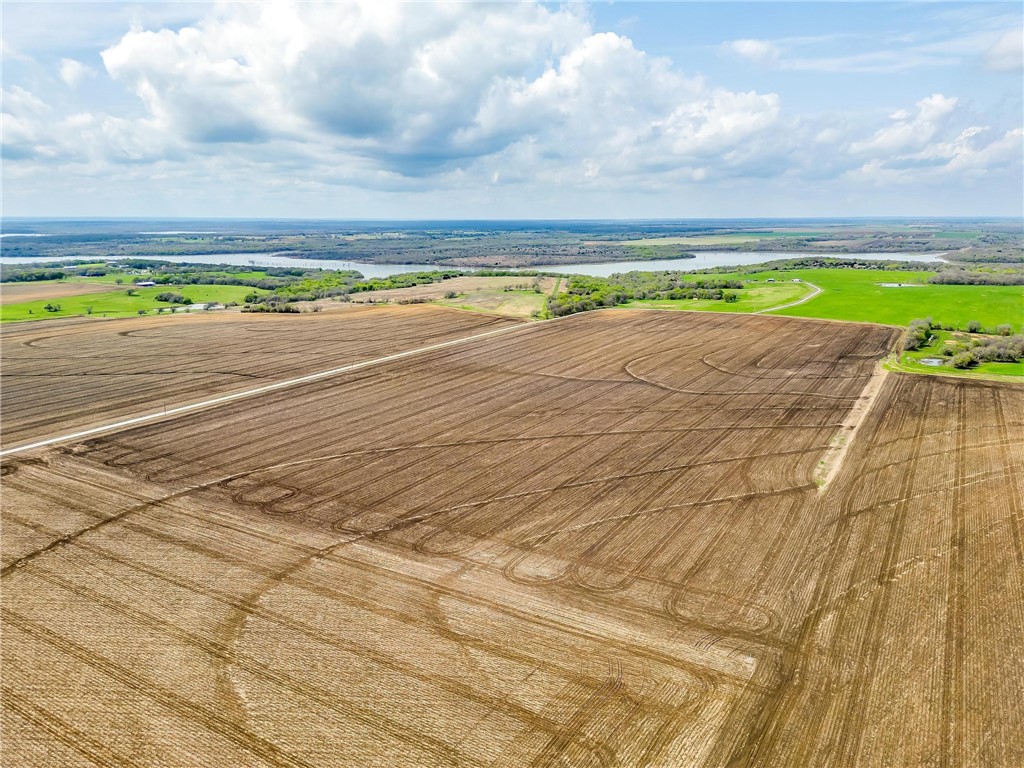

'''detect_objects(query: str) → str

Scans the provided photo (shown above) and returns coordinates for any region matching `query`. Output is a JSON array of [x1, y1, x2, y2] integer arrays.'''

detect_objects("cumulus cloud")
[[59, 58, 95, 88], [94, 1, 784, 181], [1, 0, 1020, 212], [100, 3, 590, 152], [984, 27, 1024, 71], [850, 94, 958, 154], [1, 85, 51, 159], [844, 104, 1022, 185]]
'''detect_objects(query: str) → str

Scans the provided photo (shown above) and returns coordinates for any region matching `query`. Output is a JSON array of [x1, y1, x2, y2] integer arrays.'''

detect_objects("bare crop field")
[[0, 281, 116, 305], [2, 310, 1022, 767], [0, 304, 522, 447]]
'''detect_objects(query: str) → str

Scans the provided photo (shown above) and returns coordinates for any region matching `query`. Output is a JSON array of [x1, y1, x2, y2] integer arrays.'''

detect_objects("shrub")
[[966, 320, 982, 333], [952, 352, 975, 369], [155, 292, 192, 304], [443, 290, 459, 299], [997, 324, 1013, 336], [241, 303, 300, 313], [903, 319, 932, 351]]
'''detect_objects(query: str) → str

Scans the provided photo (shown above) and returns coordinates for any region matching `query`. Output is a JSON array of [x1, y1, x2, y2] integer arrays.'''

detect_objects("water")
[[529, 251, 945, 276], [0, 249, 945, 278], [919, 358, 946, 367], [0, 251, 444, 279]]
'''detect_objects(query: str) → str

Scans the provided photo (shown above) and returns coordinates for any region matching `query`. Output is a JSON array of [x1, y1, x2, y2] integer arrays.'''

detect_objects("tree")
[[967, 320, 982, 333], [952, 351, 975, 369], [997, 324, 1013, 336], [903, 319, 931, 351]]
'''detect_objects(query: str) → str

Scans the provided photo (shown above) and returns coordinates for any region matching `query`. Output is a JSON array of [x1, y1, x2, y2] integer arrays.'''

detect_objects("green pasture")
[[0, 283, 262, 322], [742, 269, 1022, 330], [623, 281, 810, 313]]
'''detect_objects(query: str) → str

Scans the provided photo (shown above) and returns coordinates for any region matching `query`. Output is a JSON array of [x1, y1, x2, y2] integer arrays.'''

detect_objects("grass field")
[[350, 276, 556, 319], [760, 269, 1023, 329], [624, 281, 810, 313], [542, 267, 1019, 330], [436, 290, 547, 318], [0, 283, 264, 322], [2, 310, 1021, 766]]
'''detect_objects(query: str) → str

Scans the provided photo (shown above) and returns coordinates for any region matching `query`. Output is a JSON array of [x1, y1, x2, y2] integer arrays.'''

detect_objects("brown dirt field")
[[2, 310, 1021, 767], [0, 304, 523, 448], [0, 281, 117, 305]]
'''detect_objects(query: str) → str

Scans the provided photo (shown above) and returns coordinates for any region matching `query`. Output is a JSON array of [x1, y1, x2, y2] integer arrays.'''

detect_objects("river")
[[0, 250, 945, 278]]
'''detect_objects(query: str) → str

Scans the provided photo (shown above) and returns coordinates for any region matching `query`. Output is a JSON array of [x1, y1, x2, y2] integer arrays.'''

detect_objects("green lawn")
[[732, 269, 1024, 330], [623, 281, 810, 313], [1, 284, 262, 322]]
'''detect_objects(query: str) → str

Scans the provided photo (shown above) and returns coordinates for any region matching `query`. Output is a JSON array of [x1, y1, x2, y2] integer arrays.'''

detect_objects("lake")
[[0, 250, 945, 278]]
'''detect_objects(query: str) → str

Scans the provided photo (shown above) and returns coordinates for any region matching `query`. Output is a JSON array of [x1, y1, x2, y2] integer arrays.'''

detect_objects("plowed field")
[[0, 281, 116, 305], [0, 305, 522, 447], [2, 310, 1021, 767]]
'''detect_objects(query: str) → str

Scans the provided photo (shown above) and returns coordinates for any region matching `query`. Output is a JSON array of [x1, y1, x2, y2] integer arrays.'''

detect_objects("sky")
[[1, 1, 1021, 219]]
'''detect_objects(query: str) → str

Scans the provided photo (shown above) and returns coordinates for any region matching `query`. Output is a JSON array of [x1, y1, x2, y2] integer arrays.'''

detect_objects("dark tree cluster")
[[949, 335, 1024, 368], [0, 269, 67, 282], [903, 318, 934, 351], [928, 269, 1024, 286]]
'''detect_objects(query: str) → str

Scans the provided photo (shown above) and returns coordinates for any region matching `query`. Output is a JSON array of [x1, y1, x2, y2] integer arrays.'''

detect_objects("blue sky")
[[1, 1, 1021, 218]]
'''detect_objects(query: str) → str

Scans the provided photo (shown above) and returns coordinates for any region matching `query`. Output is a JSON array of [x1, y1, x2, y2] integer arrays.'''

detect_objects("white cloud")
[[850, 94, 958, 154], [91, 1, 785, 184], [984, 28, 1024, 71], [59, 58, 96, 88], [721, 39, 781, 65], [722, 23, 1023, 74], [1, 1, 1020, 215], [844, 115, 1023, 186], [100, 2, 590, 151], [927, 127, 1024, 174]]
